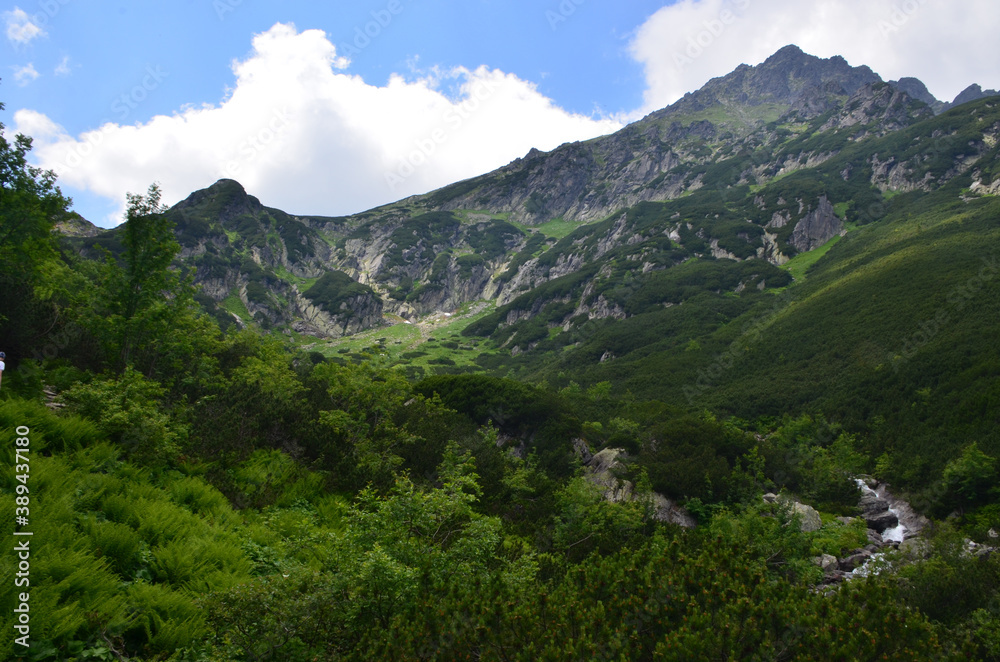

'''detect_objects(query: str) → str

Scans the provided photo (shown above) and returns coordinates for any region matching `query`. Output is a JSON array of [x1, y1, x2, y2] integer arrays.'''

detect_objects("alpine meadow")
[[4, 34, 1000, 661]]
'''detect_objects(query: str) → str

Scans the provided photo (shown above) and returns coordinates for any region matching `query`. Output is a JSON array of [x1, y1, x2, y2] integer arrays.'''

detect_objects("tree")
[[92, 183, 195, 373], [0, 91, 71, 275], [941, 442, 997, 511], [0, 86, 74, 367]]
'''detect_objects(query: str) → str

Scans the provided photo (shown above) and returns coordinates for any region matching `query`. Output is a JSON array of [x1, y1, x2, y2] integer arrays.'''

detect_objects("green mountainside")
[[3, 46, 1000, 660]]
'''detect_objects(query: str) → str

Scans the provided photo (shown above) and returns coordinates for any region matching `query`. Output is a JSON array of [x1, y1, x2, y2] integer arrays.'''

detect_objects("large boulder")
[[865, 510, 899, 533], [791, 501, 823, 532]]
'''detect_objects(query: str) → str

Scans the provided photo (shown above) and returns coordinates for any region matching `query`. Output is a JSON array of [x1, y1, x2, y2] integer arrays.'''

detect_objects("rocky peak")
[[684, 44, 881, 112], [889, 77, 939, 107], [952, 83, 1000, 107], [172, 178, 266, 227]]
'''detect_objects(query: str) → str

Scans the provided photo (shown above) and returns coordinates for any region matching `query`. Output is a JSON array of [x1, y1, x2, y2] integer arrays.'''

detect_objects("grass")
[[305, 301, 501, 373], [669, 103, 788, 129], [534, 218, 586, 239], [220, 290, 251, 321], [781, 234, 843, 282], [273, 265, 319, 291], [453, 209, 510, 224]]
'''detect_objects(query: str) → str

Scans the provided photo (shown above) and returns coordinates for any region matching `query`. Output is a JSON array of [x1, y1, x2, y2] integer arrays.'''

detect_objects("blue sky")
[[3, 0, 999, 226]]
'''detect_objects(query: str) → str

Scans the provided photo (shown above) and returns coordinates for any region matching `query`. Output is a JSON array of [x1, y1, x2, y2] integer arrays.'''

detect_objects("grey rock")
[[584, 448, 695, 528], [789, 195, 843, 253], [839, 551, 872, 572], [865, 510, 899, 533], [812, 554, 839, 572]]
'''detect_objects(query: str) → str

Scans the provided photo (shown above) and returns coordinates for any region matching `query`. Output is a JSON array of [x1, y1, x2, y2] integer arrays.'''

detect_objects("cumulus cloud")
[[629, 0, 1000, 113], [17, 23, 622, 227], [4, 7, 45, 45], [12, 63, 39, 86]]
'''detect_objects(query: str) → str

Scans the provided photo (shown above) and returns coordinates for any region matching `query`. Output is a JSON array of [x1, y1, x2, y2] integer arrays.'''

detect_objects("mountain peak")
[[659, 45, 881, 119], [952, 83, 1000, 107], [172, 178, 264, 221]]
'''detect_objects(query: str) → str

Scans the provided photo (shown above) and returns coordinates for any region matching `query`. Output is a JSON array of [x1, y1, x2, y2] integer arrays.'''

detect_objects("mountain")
[[19, 44, 1000, 660], [65, 45, 1000, 370]]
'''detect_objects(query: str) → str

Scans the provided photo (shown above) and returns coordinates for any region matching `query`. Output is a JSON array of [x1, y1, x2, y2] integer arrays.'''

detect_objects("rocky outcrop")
[[788, 195, 843, 253], [762, 493, 822, 532], [582, 447, 696, 528], [820, 82, 933, 137], [295, 289, 383, 338]]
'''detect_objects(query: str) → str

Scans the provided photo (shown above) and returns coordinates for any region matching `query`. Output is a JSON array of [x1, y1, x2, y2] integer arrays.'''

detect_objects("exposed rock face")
[[69, 47, 1000, 344], [789, 196, 843, 253], [822, 82, 933, 137], [295, 290, 383, 338], [951, 84, 1000, 108], [54, 215, 101, 237], [582, 447, 696, 528], [889, 77, 941, 109]]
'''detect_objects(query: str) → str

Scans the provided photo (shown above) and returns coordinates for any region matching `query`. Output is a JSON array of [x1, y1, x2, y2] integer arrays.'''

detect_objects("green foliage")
[[62, 368, 184, 466], [0, 412, 252, 661], [0, 93, 74, 368], [939, 442, 998, 512], [414, 374, 581, 476], [550, 475, 650, 562], [303, 271, 376, 317], [90, 183, 196, 372]]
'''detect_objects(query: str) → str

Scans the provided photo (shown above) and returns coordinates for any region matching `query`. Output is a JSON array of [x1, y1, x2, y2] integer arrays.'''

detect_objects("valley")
[[3, 43, 1000, 660]]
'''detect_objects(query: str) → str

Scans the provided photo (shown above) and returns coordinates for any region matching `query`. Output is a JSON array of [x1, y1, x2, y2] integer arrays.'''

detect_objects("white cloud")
[[54, 56, 71, 76], [12, 62, 39, 86], [17, 23, 622, 227], [629, 0, 1000, 114], [4, 7, 45, 45]]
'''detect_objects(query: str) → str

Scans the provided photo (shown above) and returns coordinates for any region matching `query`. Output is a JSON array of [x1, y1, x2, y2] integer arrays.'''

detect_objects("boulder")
[[790, 501, 823, 532], [839, 551, 872, 572], [812, 554, 839, 572], [865, 510, 899, 533], [859, 492, 889, 514]]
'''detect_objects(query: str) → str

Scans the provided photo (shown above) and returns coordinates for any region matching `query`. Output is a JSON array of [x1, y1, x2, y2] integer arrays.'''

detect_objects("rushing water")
[[849, 479, 908, 578], [854, 478, 907, 542]]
